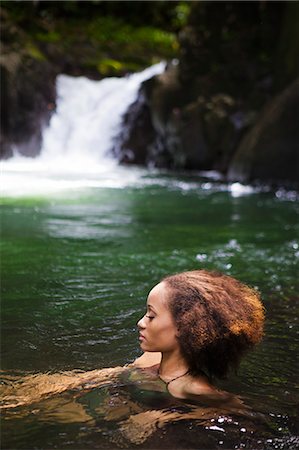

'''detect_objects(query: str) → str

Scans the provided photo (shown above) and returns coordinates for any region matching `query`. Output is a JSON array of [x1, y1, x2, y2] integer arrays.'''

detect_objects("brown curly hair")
[[162, 269, 265, 379]]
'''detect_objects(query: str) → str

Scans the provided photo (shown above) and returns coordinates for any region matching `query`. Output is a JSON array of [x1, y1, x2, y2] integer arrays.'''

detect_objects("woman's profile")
[[1, 269, 265, 445], [134, 269, 265, 402]]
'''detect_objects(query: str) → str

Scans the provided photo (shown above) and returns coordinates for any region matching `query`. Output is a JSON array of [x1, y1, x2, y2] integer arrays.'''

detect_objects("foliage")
[[1, 1, 189, 76]]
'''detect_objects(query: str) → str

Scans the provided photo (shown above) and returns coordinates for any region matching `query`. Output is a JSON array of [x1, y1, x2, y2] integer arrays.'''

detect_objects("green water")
[[1, 173, 299, 449]]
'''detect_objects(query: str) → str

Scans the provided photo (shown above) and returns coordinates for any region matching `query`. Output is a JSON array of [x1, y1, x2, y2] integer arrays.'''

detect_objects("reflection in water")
[[0, 366, 292, 448]]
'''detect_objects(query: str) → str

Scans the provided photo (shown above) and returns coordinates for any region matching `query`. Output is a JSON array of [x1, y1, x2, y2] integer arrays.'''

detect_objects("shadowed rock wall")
[[228, 79, 299, 184], [115, 2, 299, 186]]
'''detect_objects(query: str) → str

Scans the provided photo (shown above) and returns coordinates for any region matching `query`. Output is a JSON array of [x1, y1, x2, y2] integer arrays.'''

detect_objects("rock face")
[[112, 91, 156, 166], [228, 79, 299, 185], [0, 7, 57, 159], [143, 64, 211, 169], [117, 63, 298, 186], [116, 2, 299, 186], [1, 53, 56, 159], [115, 62, 255, 172]]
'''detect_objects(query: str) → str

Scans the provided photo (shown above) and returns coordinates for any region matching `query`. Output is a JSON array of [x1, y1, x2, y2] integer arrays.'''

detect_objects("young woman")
[[1, 269, 264, 406], [134, 269, 265, 402], [1, 270, 265, 445]]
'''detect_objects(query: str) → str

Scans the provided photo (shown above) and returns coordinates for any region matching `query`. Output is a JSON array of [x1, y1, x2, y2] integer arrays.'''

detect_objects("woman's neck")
[[159, 350, 189, 378]]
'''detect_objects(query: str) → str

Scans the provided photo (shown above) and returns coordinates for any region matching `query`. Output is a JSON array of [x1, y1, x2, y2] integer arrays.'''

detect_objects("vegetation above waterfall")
[[1, 1, 188, 77]]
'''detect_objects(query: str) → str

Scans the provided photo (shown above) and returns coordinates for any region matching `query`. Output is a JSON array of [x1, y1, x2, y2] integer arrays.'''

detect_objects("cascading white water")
[[40, 62, 166, 168], [1, 62, 166, 195]]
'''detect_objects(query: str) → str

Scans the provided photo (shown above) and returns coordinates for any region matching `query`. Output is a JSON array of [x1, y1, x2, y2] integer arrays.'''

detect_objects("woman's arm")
[[0, 366, 125, 409]]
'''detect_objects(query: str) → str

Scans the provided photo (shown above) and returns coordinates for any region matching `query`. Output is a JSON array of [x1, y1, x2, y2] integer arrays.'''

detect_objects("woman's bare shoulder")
[[181, 375, 244, 408], [132, 352, 161, 368], [185, 375, 216, 395]]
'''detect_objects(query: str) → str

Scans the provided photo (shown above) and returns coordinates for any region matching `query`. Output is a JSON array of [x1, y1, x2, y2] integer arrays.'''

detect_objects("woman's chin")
[[139, 342, 153, 352], [139, 342, 147, 351]]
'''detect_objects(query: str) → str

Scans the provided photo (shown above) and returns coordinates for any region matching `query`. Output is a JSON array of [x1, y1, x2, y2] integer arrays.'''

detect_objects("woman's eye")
[[146, 315, 154, 320]]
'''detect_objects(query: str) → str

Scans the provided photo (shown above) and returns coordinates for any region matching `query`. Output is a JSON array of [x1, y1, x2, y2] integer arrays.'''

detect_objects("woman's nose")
[[137, 316, 146, 329]]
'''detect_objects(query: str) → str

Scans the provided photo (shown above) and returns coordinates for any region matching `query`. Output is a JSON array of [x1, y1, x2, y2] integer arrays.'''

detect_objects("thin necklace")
[[158, 368, 190, 386]]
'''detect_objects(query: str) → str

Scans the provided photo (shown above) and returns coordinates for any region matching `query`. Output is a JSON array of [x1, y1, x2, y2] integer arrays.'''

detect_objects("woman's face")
[[137, 282, 179, 353]]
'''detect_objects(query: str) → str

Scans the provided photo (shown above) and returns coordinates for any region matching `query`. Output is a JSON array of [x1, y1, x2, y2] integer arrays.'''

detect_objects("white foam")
[[229, 182, 255, 197]]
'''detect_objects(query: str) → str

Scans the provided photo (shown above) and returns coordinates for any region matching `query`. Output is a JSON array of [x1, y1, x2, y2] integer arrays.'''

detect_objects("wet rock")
[[228, 78, 299, 185], [0, 50, 56, 159], [0, 7, 57, 158], [112, 91, 156, 166], [117, 64, 255, 173], [200, 94, 256, 173], [117, 64, 212, 169]]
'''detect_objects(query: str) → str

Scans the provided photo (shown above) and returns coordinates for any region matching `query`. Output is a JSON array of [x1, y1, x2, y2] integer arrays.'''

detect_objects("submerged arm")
[[0, 366, 125, 409]]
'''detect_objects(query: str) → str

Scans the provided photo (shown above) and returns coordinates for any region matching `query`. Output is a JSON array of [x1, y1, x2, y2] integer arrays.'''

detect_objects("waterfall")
[[40, 62, 165, 168], [1, 62, 165, 195]]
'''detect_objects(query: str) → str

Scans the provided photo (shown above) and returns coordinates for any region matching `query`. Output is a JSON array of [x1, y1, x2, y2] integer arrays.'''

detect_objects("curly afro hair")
[[162, 270, 265, 379]]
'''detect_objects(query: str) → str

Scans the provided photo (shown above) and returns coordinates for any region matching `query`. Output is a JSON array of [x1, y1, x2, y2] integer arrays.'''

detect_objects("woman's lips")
[[139, 334, 146, 341]]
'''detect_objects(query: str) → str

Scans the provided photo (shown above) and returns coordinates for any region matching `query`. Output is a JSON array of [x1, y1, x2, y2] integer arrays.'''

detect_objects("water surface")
[[1, 168, 299, 449]]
